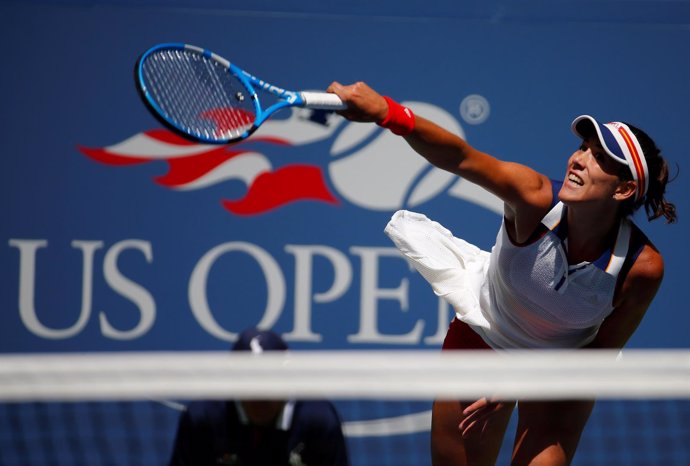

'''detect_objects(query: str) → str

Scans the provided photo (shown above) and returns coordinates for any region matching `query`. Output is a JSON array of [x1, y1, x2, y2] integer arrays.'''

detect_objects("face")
[[558, 137, 633, 207]]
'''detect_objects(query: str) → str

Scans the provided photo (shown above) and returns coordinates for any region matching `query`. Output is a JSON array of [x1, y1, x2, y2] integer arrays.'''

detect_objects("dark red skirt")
[[441, 318, 492, 351]]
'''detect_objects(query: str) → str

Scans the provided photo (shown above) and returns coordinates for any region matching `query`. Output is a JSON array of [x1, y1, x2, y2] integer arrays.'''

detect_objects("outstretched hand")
[[326, 81, 389, 123]]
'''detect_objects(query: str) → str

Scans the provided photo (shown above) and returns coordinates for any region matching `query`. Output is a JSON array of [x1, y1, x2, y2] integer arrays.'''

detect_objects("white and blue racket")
[[135, 43, 345, 144]]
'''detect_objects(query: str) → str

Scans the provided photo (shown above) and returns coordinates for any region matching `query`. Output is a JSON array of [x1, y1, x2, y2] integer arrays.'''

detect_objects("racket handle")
[[300, 91, 347, 110]]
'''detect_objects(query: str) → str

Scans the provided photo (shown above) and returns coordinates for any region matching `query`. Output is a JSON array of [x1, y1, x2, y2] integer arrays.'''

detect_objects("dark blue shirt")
[[169, 400, 349, 466]]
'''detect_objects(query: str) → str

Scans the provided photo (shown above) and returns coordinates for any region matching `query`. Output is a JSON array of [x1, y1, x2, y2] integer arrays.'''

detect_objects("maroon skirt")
[[442, 318, 492, 351]]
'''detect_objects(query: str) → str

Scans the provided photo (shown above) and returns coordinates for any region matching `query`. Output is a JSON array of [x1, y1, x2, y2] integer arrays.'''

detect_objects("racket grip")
[[300, 91, 347, 110]]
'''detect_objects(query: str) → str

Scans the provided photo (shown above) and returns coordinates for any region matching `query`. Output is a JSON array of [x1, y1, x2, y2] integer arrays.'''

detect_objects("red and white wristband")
[[377, 96, 415, 136]]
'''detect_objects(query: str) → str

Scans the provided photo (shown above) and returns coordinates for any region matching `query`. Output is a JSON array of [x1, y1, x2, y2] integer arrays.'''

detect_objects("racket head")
[[135, 43, 259, 144]]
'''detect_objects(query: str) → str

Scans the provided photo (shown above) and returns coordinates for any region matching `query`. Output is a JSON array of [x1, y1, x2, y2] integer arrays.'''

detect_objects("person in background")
[[169, 328, 350, 466]]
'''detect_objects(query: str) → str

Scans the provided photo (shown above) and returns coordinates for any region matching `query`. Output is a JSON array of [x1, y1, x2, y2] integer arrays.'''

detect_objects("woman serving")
[[327, 81, 676, 466]]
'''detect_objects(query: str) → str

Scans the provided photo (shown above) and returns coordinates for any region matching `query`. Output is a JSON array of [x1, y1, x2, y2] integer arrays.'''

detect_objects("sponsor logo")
[[459, 94, 490, 125], [79, 101, 502, 215], [10, 98, 500, 436]]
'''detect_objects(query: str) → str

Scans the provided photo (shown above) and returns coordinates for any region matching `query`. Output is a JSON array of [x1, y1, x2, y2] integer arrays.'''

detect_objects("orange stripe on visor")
[[611, 123, 649, 201]]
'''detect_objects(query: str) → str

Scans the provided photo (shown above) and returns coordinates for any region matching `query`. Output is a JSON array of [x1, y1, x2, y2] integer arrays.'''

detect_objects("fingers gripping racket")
[[135, 43, 345, 144]]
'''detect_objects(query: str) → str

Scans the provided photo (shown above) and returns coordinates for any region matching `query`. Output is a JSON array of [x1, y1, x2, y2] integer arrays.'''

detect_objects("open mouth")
[[568, 173, 584, 186]]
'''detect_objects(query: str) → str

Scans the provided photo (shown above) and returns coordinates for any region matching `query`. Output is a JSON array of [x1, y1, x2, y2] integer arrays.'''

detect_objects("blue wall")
[[2, 2, 689, 465], [3, 0, 688, 352]]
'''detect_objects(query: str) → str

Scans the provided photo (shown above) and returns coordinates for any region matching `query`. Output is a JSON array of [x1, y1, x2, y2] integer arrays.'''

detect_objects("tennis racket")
[[135, 43, 345, 144]]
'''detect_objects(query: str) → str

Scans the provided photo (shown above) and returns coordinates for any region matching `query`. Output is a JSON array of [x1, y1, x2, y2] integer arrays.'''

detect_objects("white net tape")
[[1, 350, 689, 402]]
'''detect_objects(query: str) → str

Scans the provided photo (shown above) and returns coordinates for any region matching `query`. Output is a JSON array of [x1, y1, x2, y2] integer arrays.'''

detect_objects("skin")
[[327, 81, 665, 466]]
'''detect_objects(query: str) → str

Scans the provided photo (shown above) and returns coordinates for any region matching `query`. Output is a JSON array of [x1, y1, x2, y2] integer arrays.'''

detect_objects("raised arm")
[[327, 81, 554, 240]]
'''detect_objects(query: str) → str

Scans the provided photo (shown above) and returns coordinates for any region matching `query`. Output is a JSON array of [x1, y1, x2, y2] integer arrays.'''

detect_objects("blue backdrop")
[[2, 1, 689, 464]]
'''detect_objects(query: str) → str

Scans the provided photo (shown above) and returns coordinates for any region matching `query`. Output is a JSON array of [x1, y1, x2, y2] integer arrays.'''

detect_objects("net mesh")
[[1, 350, 689, 466]]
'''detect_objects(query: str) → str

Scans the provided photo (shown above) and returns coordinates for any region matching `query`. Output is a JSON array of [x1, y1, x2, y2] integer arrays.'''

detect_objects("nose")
[[570, 147, 589, 167]]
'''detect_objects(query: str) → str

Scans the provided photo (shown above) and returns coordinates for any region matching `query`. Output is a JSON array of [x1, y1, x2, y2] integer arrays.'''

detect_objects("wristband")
[[377, 96, 415, 136]]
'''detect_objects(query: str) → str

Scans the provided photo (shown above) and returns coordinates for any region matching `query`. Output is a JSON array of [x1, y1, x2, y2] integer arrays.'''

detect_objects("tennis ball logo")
[[328, 102, 462, 211]]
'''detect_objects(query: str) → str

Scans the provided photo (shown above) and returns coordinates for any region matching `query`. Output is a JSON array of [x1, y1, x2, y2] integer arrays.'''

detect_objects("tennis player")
[[327, 81, 676, 466], [169, 328, 349, 466]]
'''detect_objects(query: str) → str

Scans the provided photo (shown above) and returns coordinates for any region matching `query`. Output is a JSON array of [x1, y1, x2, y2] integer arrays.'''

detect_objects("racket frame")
[[135, 43, 339, 144]]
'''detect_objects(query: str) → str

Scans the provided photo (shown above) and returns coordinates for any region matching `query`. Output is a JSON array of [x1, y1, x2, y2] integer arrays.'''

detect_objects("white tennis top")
[[384, 203, 633, 349]]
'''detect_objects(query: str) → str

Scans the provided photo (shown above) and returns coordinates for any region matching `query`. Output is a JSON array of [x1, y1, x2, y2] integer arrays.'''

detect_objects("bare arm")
[[327, 81, 553, 238], [586, 244, 664, 349]]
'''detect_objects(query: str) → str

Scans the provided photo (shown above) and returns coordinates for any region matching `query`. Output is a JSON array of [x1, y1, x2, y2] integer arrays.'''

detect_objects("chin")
[[558, 181, 586, 203], [557, 184, 573, 202]]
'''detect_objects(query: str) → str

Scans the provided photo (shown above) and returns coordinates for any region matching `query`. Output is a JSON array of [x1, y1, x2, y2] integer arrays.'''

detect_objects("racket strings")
[[141, 49, 256, 141]]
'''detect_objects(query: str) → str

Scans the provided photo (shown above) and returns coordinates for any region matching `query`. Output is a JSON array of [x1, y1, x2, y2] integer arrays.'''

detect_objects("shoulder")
[[592, 223, 664, 348], [629, 242, 664, 288], [615, 222, 664, 306], [293, 400, 343, 428], [504, 177, 556, 244], [627, 223, 664, 284], [183, 400, 232, 425], [288, 401, 349, 465]]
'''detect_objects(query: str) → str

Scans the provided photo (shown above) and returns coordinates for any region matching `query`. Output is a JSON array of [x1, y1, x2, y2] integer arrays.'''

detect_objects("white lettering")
[[7, 239, 445, 346], [188, 241, 286, 342], [348, 247, 423, 344], [283, 245, 352, 342], [9, 239, 102, 339], [100, 240, 156, 340]]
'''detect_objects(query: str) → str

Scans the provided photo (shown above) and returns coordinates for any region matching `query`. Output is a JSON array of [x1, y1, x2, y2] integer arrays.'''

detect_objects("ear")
[[614, 180, 637, 201]]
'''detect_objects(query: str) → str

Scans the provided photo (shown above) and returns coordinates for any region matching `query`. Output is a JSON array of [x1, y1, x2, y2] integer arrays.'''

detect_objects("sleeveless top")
[[384, 182, 645, 350], [475, 201, 633, 349]]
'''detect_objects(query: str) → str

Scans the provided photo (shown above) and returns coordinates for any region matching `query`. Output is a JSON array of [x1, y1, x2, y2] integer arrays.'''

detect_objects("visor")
[[571, 115, 648, 201]]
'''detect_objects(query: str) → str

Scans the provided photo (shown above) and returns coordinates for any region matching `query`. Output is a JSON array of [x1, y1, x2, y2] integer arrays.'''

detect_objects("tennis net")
[[1, 350, 689, 465]]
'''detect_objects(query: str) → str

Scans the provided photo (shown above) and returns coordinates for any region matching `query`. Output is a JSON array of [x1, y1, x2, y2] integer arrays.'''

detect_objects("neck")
[[564, 204, 621, 263]]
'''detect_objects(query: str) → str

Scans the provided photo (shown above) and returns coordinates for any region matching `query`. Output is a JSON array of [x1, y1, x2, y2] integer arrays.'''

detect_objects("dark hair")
[[620, 123, 677, 223]]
